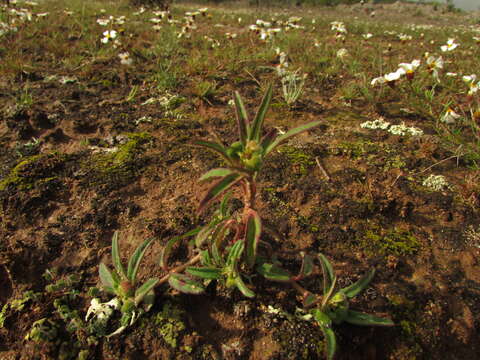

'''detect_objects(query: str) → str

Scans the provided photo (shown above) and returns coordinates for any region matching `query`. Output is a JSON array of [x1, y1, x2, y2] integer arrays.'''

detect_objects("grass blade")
[[264, 120, 321, 156], [234, 91, 249, 146], [245, 209, 261, 268], [127, 238, 153, 283], [134, 278, 158, 305], [198, 173, 243, 214], [111, 231, 126, 279], [344, 310, 395, 327], [168, 273, 205, 295], [342, 268, 375, 299], [249, 84, 273, 141]]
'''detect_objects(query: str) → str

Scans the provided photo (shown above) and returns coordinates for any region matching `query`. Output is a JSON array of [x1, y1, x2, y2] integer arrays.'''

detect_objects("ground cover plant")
[[0, 0, 479, 359]]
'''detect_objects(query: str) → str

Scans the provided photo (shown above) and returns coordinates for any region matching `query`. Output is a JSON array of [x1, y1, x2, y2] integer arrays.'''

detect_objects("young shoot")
[[87, 231, 158, 336]]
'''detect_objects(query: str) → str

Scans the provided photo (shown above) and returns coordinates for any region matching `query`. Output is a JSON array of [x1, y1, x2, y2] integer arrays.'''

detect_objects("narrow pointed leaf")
[[226, 240, 244, 267], [219, 192, 232, 218], [195, 225, 215, 248], [99, 263, 115, 294], [344, 310, 394, 327], [342, 268, 375, 299], [257, 262, 291, 282], [168, 273, 205, 295], [234, 91, 249, 146], [264, 121, 322, 156], [321, 325, 337, 360], [260, 128, 278, 152], [318, 253, 336, 297], [111, 231, 126, 279], [198, 173, 244, 214], [127, 238, 153, 283], [245, 209, 262, 268], [296, 252, 314, 279], [303, 293, 319, 308], [186, 266, 222, 280], [250, 84, 273, 141], [200, 250, 212, 266], [134, 278, 158, 305], [193, 140, 231, 164], [199, 168, 234, 182], [160, 228, 201, 271], [235, 276, 255, 298]]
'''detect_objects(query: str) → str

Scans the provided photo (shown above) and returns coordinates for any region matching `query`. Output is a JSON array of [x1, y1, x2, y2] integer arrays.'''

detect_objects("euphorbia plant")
[[163, 85, 321, 297]]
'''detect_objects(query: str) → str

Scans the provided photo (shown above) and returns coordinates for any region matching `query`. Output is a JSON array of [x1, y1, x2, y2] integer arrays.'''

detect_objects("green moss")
[[149, 302, 186, 348], [360, 226, 420, 256], [81, 132, 152, 192], [278, 146, 316, 176], [0, 154, 44, 191], [335, 140, 380, 160]]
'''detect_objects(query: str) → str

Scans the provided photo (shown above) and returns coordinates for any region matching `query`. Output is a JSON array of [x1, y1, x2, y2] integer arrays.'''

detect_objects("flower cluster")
[[361, 118, 423, 136]]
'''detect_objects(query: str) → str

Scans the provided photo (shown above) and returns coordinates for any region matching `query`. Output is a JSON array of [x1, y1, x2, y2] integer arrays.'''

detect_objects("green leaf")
[[160, 228, 201, 270], [344, 310, 394, 327], [127, 238, 153, 283], [226, 240, 244, 267], [99, 263, 115, 294], [264, 121, 322, 156], [186, 266, 222, 280], [342, 268, 375, 299], [193, 140, 231, 164], [198, 173, 244, 214], [199, 168, 234, 182], [249, 84, 273, 142], [296, 252, 314, 279], [235, 276, 255, 298], [234, 91, 249, 146], [257, 262, 291, 282], [195, 225, 215, 248], [260, 128, 278, 152], [303, 293, 318, 308], [168, 273, 205, 295], [200, 250, 212, 266], [321, 325, 337, 360], [318, 253, 336, 298], [134, 278, 159, 306], [311, 309, 332, 327], [219, 192, 232, 218], [111, 231, 126, 279], [245, 209, 261, 268]]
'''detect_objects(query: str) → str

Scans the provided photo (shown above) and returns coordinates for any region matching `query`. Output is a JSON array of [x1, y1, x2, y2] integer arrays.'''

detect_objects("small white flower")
[[362, 33, 373, 40], [101, 29, 117, 44], [97, 18, 110, 26], [361, 117, 391, 130], [118, 51, 132, 65], [422, 175, 450, 191], [371, 76, 386, 86], [384, 68, 406, 82], [441, 38, 458, 52], [440, 108, 461, 124], [336, 48, 349, 59], [398, 60, 421, 80]]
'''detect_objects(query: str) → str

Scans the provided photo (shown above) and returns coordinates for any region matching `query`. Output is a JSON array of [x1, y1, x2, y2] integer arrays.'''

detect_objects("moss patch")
[[80, 132, 152, 193], [149, 302, 186, 349], [360, 225, 421, 256], [278, 146, 316, 176]]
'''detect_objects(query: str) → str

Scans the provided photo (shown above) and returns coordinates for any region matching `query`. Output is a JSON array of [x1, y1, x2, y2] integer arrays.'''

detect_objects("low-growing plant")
[[89, 231, 158, 336], [305, 254, 393, 359]]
